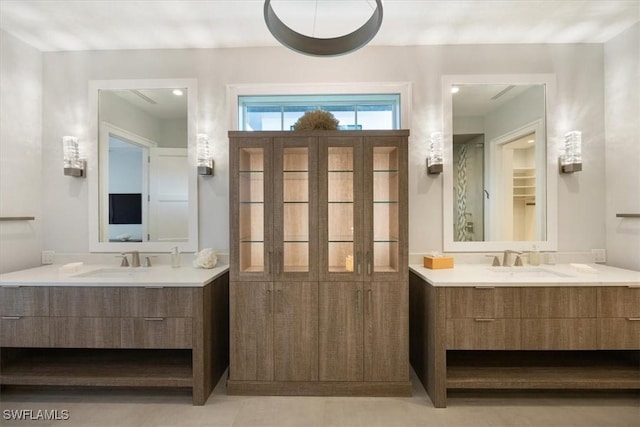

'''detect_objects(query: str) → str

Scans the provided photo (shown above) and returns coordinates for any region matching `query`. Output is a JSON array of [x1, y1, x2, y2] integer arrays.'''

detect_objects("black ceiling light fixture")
[[264, 0, 383, 57]]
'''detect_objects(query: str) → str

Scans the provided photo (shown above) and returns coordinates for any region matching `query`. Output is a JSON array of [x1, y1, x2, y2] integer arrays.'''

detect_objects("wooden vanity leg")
[[427, 285, 448, 408]]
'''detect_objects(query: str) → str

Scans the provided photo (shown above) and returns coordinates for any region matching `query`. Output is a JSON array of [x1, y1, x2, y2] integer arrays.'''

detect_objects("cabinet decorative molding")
[[409, 273, 640, 408], [228, 130, 410, 396]]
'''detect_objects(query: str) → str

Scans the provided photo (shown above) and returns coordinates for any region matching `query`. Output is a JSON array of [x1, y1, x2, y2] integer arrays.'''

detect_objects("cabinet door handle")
[[367, 251, 372, 275], [474, 318, 495, 322], [266, 290, 272, 313], [266, 251, 272, 275], [276, 249, 282, 276], [367, 289, 372, 315], [1, 285, 21, 288], [144, 317, 164, 321], [356, 252, 361, 275], [474, 286, 495, 289], [356, 289, 362, 314], [627, 318, 640, 321], [1, 316, 21, 320], [277, 289, 283, 313], [145, 286, 164, 289]]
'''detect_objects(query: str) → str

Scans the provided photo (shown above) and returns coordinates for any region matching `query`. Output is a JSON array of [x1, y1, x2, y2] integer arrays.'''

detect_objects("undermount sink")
[[487, 267, 572, 278], [73, 268, 147, 278]]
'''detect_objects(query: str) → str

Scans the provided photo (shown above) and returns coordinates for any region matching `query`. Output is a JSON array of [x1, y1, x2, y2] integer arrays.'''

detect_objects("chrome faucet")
[[122, 251, 141, 267], [502, 250, 523, 267]]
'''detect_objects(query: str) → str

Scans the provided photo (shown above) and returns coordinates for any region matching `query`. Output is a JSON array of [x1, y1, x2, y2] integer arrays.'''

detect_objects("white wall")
[[605, 23, 640, 270], [0, 30, 43, 273], [40, 43, 607, 255]]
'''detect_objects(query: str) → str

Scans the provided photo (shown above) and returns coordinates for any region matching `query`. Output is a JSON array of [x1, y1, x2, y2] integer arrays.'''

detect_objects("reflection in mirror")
[[99, 88, 188, 243], [88, 79, 198, 253], [451, 83, 546, 242]]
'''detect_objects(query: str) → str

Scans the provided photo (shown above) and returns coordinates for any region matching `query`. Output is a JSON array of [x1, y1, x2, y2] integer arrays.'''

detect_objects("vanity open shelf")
[[447, 350, 640, 390], [1, 348, 193, 388]]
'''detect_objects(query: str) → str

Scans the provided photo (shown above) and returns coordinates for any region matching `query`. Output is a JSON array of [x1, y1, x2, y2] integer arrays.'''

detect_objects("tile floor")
[[1, 369, 638, 427]]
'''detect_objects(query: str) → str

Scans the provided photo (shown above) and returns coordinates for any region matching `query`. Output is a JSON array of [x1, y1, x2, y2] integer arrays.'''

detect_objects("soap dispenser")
[[529, 244, 540, 266], [171, 246, 181, 268]]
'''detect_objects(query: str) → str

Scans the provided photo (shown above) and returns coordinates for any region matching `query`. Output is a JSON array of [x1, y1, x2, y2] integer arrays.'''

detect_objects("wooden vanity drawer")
[[521, 287, 597, 318], [521, 319, 597, 350], [0, 316, 50, 347], [598, 287, 640, 318], [121, 317, 193, 349], [51, 317, 120, 348], [51, 287, 120, 317], [598, 318, 640, 349], [446, 287, 520, 319], [121, 287, 194, 317], [0, 287, 49, 316], [446, 318, 521, 350]]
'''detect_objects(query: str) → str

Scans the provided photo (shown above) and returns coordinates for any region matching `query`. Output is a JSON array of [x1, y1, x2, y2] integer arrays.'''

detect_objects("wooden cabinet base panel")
[[227, 380, 412, 396], [0, 348, 192, 388]]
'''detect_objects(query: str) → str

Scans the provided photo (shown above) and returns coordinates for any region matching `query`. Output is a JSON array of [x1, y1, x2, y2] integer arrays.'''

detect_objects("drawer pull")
[[627, 285, 640, 289], [144, 317, 165, 321], [627, 318, 640, 321], [2, 316, 21, 320], [474, 318, 495, 322], [1, 285, 21, 288], [474, 286, 495, 289], [144, 286, 165, 289]]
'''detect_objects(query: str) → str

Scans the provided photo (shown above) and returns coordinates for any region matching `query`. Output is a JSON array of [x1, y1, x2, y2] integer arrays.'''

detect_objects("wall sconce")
[[427, 132, 443, 174], [560, 131, 582, 173], [62, 136, 85, 177], [197, 133, 214, 176]]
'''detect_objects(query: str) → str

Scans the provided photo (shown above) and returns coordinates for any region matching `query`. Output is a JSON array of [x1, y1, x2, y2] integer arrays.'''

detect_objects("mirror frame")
[[442, 74, 558, 252], [88, 79, 199, 252]]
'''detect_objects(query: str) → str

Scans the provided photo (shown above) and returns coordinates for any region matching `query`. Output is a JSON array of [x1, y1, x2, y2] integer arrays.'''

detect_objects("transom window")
[[238, 94, 400, 131]]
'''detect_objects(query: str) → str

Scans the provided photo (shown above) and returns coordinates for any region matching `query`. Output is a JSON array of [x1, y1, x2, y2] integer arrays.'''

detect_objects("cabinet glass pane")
[[373, 146, 399, 273], [328, 147, 354, 272], [239, 147, 265, 272], [283, 147, 309, 272]]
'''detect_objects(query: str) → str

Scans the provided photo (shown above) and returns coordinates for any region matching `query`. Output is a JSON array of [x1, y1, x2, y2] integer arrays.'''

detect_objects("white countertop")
[[410, 263, 640, 287], [0, 264, 229, 287]]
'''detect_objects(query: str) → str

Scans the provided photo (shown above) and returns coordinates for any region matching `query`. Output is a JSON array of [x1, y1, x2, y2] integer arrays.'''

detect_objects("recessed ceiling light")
[[451, 86, 460, 94], [172, 89, 183, 96]]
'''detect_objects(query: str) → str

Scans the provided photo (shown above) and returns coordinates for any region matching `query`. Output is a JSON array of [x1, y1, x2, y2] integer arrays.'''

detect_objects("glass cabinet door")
[[320, 137, 364, 281], [372, 146, 400, 274], [364, 136, 407, 281], [232, 139, 273, 281], [239, 147, 266, 273], [274, 137, 318, 280]]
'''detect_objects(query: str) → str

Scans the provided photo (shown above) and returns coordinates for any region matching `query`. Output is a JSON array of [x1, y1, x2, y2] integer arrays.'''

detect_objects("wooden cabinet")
[[598, 286, 640, 349], [0, 286, 50, 347], [409, 274, 640, 408], [0, 272, 229, 406], [229, 131, 410, 396]]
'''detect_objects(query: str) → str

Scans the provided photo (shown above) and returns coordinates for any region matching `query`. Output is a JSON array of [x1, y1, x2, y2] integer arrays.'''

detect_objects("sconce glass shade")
[[560, 130, 582, 173], [427, 132, 444, 174], [197, 134, 214, 175], [63, 136, 85, 177]]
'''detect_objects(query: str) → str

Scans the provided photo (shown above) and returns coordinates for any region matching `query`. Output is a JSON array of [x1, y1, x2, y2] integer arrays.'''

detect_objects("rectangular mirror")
[[442, 75, 557, 252], [88, 79, 198, 252]]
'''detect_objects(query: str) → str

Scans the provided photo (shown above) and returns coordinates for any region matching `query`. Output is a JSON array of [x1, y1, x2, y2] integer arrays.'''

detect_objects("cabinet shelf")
[[1, 348, 193, 388], [328, 170, 354, 173], [284, 239, 309, 243], [374, 201, 398, 204], [240, 240, 265, 243], [283, 201, 309, 204], [374, 239, 399, 243], [239, 170, 264, 173], [446, 350, 640, 390], [374, 170, 399, 173], [328, 201, 354, 204]]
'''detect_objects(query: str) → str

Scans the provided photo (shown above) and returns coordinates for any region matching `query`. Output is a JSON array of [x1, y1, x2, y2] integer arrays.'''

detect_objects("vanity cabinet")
[[409, 273, 640, 408], [228, 130, 410, 396], [598, 286, 640, 349], [0, 272, 229, 406]]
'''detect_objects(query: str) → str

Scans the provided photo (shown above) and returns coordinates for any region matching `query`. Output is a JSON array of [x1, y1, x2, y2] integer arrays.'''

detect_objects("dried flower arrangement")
[[292, 110, 339, 131]]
